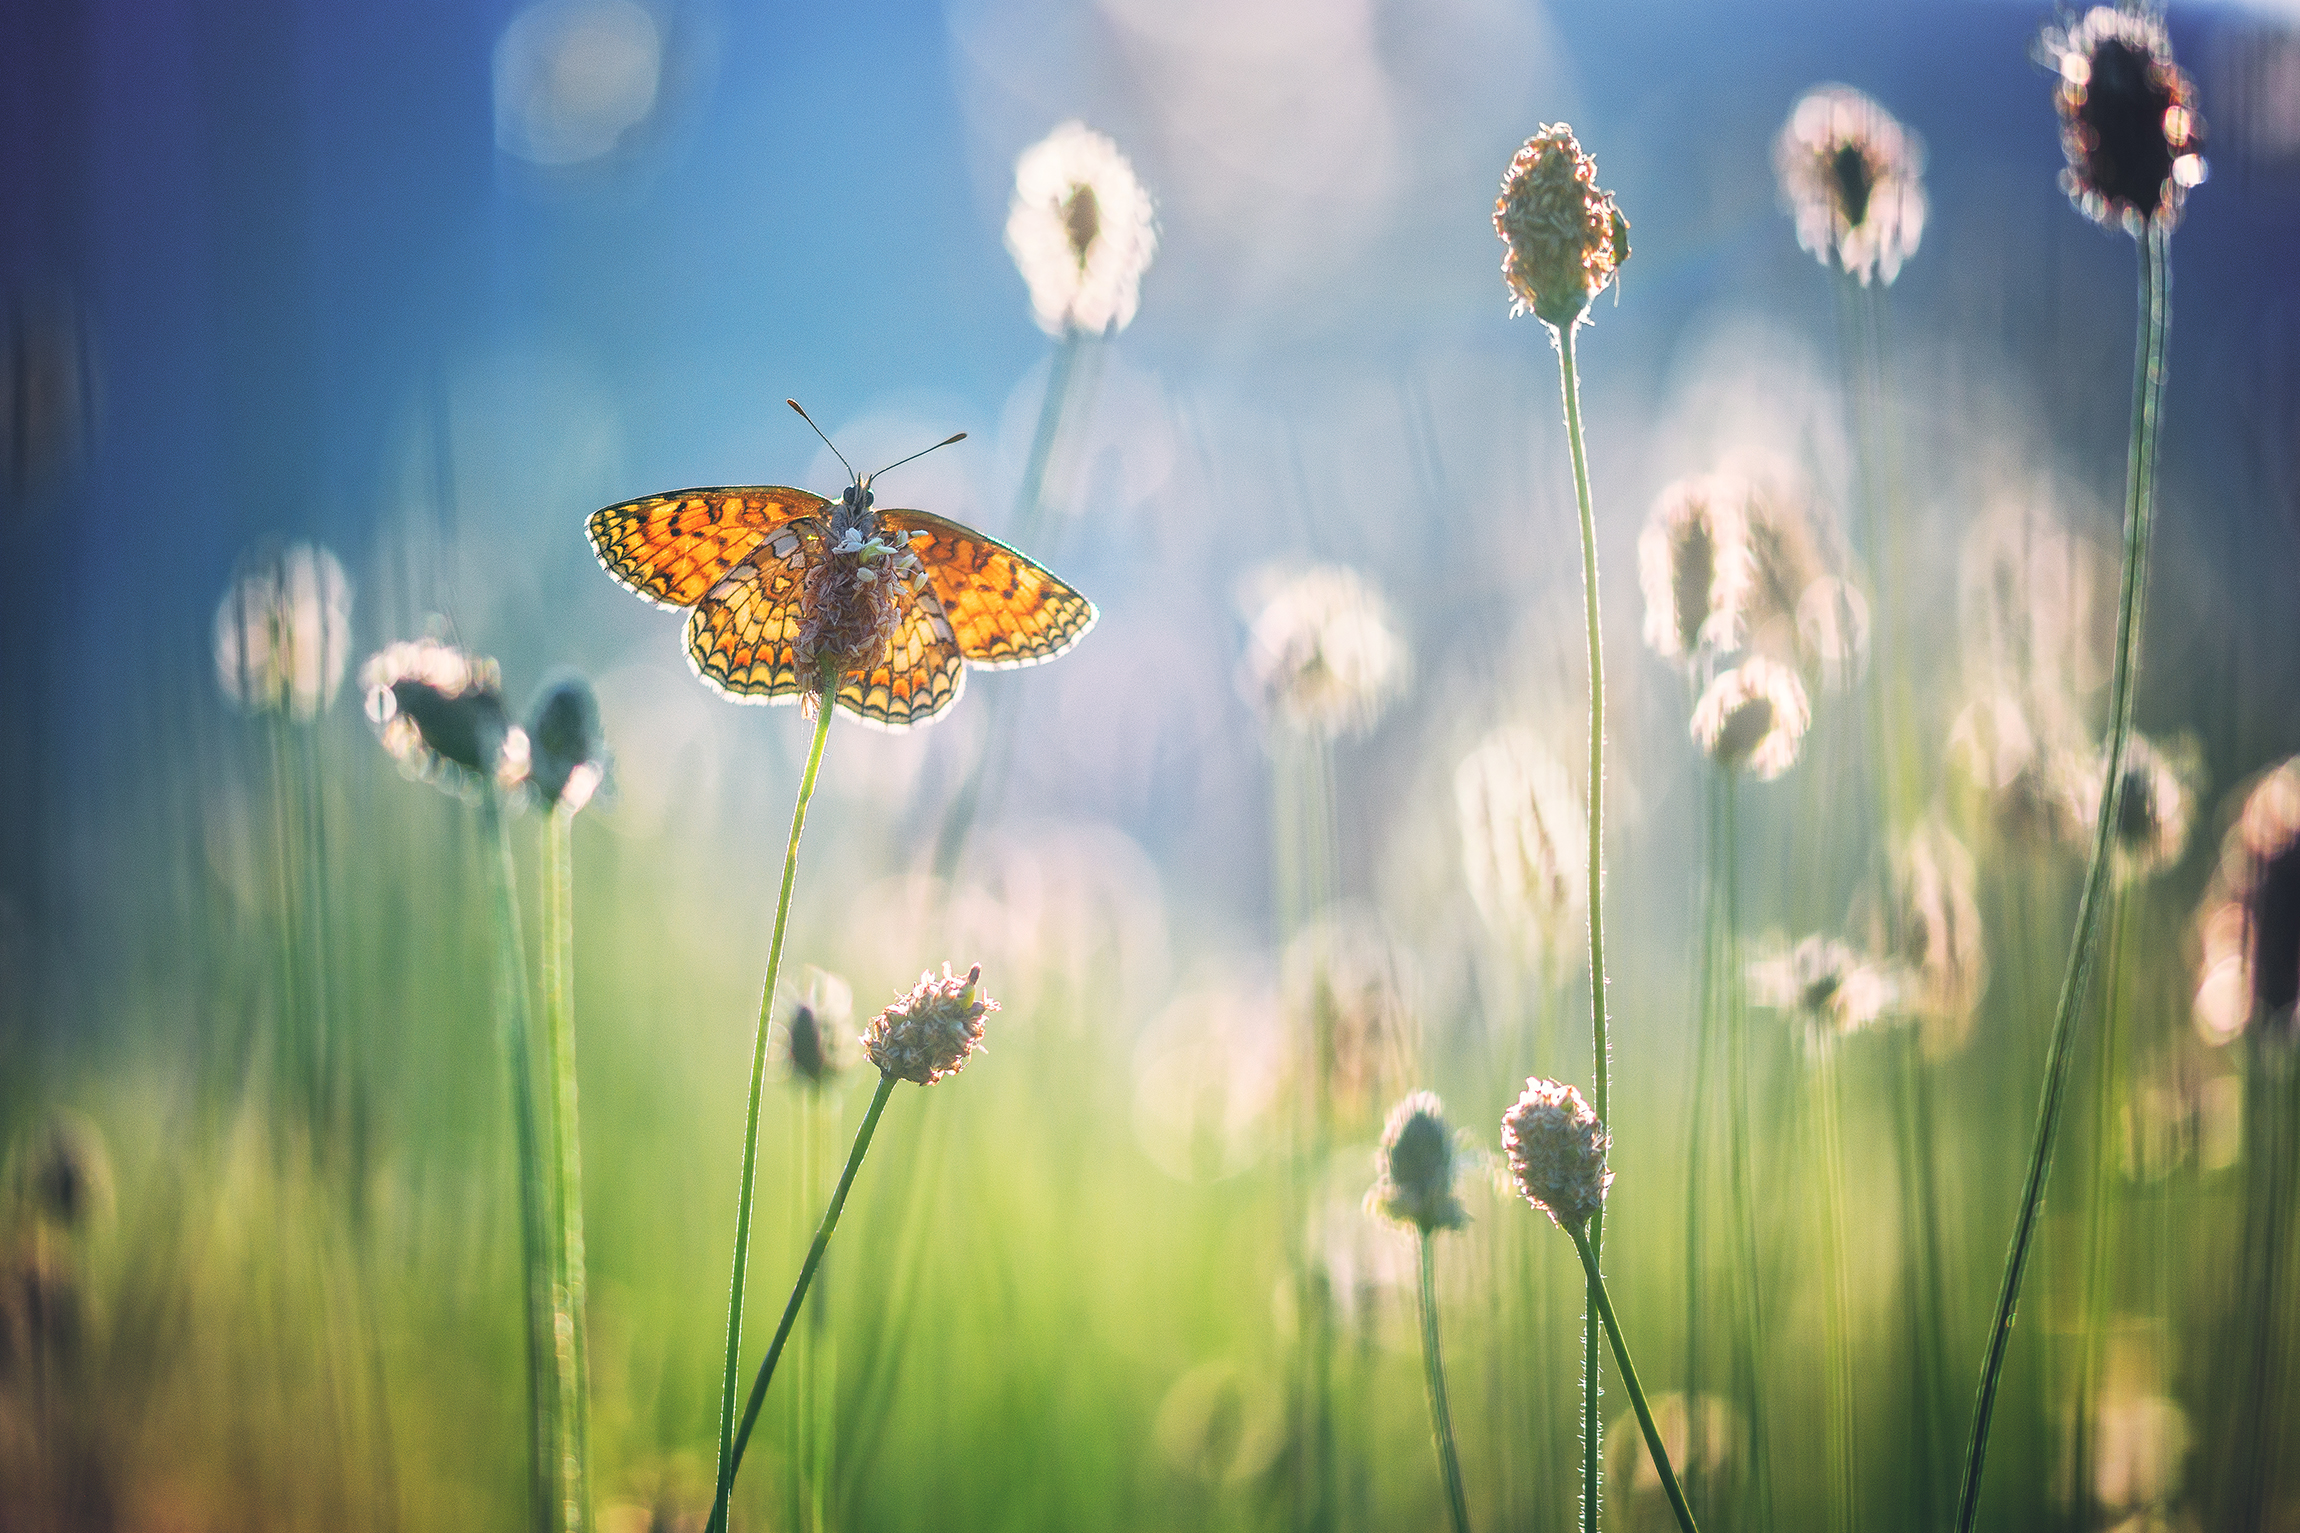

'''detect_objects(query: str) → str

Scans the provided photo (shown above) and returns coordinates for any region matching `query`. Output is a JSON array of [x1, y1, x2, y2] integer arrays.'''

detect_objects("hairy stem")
[[543, 806, 591, 1532], [1569, 1225, 1702, 1533], [1555, 319, 1610, 1533]]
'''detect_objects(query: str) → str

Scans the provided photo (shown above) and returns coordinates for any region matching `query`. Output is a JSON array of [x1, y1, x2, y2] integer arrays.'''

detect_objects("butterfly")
[[586, 405, 1097, 731]]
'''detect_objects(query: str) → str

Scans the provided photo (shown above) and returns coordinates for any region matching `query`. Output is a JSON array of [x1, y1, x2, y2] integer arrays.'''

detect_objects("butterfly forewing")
[[881, 509, 1098, 669], [682, 522, 818, 703], [589, 486, 828, 609]]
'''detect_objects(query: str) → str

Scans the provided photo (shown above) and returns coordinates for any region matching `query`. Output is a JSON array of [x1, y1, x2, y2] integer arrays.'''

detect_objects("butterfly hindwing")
[[682, 521, 818, 704], [589, 486, 828, 609], [880, 509, 1099, 669], [834, 583, 967, 732]]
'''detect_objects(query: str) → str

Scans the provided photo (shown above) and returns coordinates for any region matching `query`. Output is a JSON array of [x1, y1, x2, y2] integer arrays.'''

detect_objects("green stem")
[[543, 807, 591, 1532], [1417, 1231, 1474, 1533], [1720, 776, 1771, 1529], [724, 1072, 900, 1494], [1952, 217, 2170, 1533], [484, 792, 555, 1533], [1554, 318, 1609, 1533], [2072, 888, 2134, 1522], [1568, 1224, 1702, 1533], [1813, 1039, 1857, 1533], [708, 667, 839, 1533]]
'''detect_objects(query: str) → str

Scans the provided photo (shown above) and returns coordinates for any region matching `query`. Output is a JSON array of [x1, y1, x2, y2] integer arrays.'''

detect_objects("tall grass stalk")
[[483, 790, 556, 1533], [1416, 1230, 1474, 1533], [1681, 764, 1723, 1523], [723, 1072, 900, 1499], [1953, 217, 2171, 1533], [1810, 1036, 1858, 1533], [1719, 775, 1773, 1529], [1553, 320, 1610, 1533], [2070, 888, 2135, 1520], [1566, 1225, 1701, 1533], [541, 804, 591, 1533], [707, 662, 839, 1533]]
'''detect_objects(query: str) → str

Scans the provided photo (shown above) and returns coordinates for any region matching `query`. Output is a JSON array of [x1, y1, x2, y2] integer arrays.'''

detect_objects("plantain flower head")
[[1239, 565, 1409, 739], [1639, 473, 1757, 667], [2078, 731, 2197, 882], [1455, 725, 1588, 953], [215, 541, 353, 721], [1494, 124, 1631, 331], [525, 670, 610, 813], [1367, 1091, 1468, 1235], [2192, 759, 2300, 1044], [362, 638, 530, 795], [2039, 6, 2207, 233], [1501, 1076, 1611, 1232], [1774, 85, 1929, 286], [1006, 121, 1159, 337], [1690, 657, 1811, 780], [861, 962, 997, 1085], [1748, 935, 1906, 1046]]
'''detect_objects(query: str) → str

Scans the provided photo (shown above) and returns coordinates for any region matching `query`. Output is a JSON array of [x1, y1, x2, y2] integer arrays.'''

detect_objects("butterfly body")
[[587, 477, 1095, 732]]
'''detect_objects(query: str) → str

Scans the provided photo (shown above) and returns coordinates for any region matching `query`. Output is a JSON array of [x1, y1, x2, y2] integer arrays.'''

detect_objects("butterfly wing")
[[590, 486, 829, 609], [879, 510, 1098, 669], [833, 582, 967, 732], [683, 521, 819, 704]]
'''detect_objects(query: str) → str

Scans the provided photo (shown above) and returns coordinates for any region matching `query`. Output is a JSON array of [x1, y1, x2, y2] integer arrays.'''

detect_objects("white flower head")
[[1455, 725, 1587, 950], [1774, 85, 1928, 286], [1006, 120, 1158, 337], [1690, 657, 1811, 781], [1238, 565, 1409, 739]]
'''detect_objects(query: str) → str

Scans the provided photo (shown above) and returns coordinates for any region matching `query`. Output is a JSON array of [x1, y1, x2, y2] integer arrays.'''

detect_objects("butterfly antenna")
[[868, 432, 968, 483], [787, 399, 858, 486]]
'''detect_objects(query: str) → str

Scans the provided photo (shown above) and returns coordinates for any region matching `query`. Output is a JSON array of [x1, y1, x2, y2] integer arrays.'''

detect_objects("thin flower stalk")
[[484, 790, 558, 1533], [542, 802, 591, 1533], [1719, 776, 1773, 1530], [707, 658, 839, 1533], [1954, 215, 2173, 1533], [2071, 890, 2138, 1519], [719, 963, 994, 1520], [1416, 1229, 1474, 1533], [1809, 1036, 1858, 1533], [1565, 1226, 1703, 1533]]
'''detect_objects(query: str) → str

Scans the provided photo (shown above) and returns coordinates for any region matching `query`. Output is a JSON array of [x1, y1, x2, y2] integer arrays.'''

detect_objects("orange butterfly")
[[587, 405, 1097, 731]]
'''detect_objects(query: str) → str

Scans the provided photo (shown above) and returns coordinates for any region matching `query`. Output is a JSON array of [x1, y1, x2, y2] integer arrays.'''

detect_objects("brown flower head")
[[781, 968, 852, 1089], [362, 639, 530, 796], [1501, 1076, 1611, 1232], [2040, 6, 2207, 233], [2193, 759, 2300, 1044], [1494, 125, 1631, 330], [1690, 657, 1811, 780], [2077, 731, 2197, 882], [1367, 1091, 1468, 1235], [861, 962, 997, 1085], [1774, 85, 1929, 285], [1638, 473, 1756, 667]]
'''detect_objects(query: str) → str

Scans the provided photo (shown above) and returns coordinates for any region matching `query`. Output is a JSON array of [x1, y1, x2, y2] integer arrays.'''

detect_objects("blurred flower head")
[[1493, 124, 1631, 331], [1610, 1393, 1743, 1508], [1774, 84, 1928, 286], [6, 1111, 113, 1235], [1880, 820, 1988, 1051], [1748, 935, 1905, 1045], [1134, 976, 1283, 1183], [1285, 914, 1420, 1132], [2193, 758, 2300, 1044], [1949, 692, 2093, 854], [1690, 657, 1811, 780], [2076, 731, 2197, 882], [1638, 473, 1755, 668], [861, 962, 997, 1085], [1367, 1091, 1468, 1236], [214, 541, 353, 721], [1500, 1076, 1610, 1232], [1238, 565, 1409, 739], [2040, 6, 2207, 233], [525, 670, 610, 813], [362, 639, 530, 796], [1455, 726, 1587, 954], [780, 967, 852, 1090], [1006, 121, 1159, 337]]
